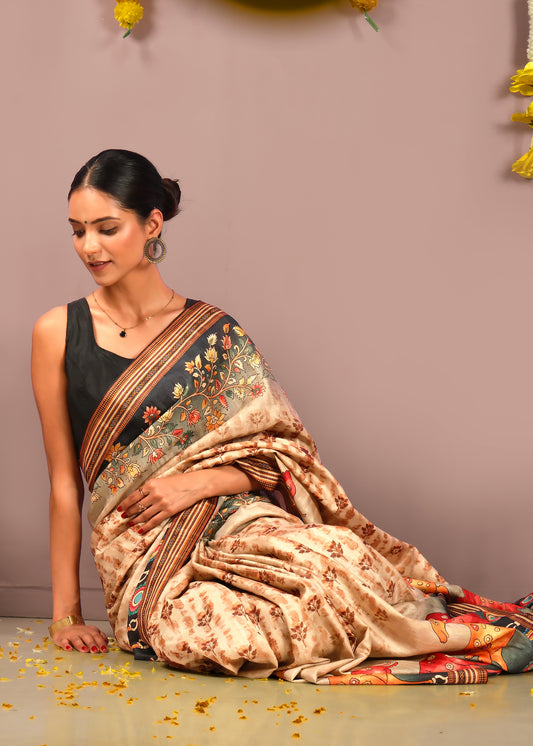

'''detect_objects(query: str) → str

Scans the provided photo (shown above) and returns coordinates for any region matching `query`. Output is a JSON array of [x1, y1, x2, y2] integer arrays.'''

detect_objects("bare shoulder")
[[33, 304, 68, 337], [32, 305, 68, 353]]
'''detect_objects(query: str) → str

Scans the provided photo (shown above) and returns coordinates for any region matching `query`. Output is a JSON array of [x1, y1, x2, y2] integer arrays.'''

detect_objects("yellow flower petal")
[[114, 1, 144, 31], [350, 0, 377, 9], [510, 61, 533, 95], [512, 147, 533, 177]]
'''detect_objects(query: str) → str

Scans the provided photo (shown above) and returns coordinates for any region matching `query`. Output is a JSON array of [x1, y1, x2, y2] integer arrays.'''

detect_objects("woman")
[[32, 150, 533, 685]]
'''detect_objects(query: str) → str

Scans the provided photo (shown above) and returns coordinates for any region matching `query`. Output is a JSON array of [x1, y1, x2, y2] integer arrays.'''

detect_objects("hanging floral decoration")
[[113, 0, 379, 38], [114, 1, 144, 38], [510, 1, 533, 177]]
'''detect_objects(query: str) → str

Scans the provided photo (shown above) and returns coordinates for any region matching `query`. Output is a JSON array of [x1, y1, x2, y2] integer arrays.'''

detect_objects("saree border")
[[80, 301, 225, 489], [131, 497, 219, 647]]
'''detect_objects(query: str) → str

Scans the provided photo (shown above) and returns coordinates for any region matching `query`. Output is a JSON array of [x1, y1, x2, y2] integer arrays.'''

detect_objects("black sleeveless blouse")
[[65, 297, 195, 462]]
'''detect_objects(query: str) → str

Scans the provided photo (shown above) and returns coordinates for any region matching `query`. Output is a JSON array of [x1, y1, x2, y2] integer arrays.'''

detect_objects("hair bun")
[[161, 178, 181, 221]]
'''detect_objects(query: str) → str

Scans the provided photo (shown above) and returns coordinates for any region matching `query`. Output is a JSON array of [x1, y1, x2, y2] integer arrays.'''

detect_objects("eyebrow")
[[68, 216, 121, 225]]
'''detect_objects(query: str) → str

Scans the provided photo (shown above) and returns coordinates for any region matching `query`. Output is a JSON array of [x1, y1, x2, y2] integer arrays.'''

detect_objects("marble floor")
[[1, 617, 532, 745]]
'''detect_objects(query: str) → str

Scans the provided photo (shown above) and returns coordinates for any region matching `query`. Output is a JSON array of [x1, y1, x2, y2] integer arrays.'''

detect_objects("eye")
[[100, 226, 118, 235], [71, 229, 84, 238]]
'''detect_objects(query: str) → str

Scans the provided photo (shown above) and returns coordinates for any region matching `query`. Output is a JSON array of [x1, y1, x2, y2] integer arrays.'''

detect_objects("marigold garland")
[[113, 0, 379, 38], [510, 1, 533, 177]]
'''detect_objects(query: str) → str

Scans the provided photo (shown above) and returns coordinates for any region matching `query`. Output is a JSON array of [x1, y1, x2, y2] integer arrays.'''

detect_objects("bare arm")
[[117, 466, 260, 534], [32, 307, 107, 653]]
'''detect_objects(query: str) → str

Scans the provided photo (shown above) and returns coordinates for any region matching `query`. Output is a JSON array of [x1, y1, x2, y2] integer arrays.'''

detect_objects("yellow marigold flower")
[[512, 147, 533, 178], [510, 61, 533, 95], [115, 1, 144, 34], [349, 0, 378, 11], [511, 102, 533, 127]]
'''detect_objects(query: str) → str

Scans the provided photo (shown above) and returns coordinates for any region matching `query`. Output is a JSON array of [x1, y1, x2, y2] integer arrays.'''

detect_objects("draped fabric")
[[74, 300, 533, 684]]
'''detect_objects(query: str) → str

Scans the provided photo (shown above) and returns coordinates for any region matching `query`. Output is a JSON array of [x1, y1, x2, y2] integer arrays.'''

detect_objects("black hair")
[[68, 149, 181, 222]]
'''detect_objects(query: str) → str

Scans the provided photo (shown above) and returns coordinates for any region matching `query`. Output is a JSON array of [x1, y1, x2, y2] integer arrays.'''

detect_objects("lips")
[[88, 261, 111, 270]]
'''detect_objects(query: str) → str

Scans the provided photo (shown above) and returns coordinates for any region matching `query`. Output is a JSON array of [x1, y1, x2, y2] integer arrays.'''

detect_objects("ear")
[[145, 209, 164, 239]]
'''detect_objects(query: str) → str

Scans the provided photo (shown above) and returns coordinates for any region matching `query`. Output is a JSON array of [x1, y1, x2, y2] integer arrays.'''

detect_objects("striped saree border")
[[137, 497, 218, 642], [80, 302, 225, 489]]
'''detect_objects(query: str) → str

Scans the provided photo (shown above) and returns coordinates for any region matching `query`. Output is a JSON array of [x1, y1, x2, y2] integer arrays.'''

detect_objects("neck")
[[95, 273, 171, 322]]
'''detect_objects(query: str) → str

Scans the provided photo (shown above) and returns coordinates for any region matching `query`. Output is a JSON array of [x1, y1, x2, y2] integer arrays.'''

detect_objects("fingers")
[[116, 475, 195, 533], [117, 481, 168, 532], [53, 624, 109, 653], [129, 505, 168, 534], [117, 483, 153, 518]]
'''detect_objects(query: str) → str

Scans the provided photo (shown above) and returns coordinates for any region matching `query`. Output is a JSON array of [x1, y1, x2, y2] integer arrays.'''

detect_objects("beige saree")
[[78, 300, 533, 684]]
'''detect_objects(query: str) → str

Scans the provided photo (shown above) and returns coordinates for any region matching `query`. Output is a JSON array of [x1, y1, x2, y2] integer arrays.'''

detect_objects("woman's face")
[[68, 188, 159, 286]]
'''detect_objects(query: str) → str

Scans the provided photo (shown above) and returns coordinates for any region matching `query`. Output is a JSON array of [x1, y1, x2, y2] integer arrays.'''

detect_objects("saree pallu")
[[84, 300, 533, 684]]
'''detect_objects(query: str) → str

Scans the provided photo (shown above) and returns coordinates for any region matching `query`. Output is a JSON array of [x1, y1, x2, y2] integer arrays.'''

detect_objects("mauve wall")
[[1, 0, 532, 619]]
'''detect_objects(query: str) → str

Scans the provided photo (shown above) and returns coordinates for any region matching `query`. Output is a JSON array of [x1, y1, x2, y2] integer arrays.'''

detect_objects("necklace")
[[92, 290, 175, 337]]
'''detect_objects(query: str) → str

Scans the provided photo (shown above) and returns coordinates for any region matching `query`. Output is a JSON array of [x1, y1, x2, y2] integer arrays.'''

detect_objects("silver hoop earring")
[[144, 237, 167, 264]]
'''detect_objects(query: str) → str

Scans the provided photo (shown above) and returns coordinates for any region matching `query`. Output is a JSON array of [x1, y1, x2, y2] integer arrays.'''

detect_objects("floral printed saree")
[[81, 300, 533, 685]]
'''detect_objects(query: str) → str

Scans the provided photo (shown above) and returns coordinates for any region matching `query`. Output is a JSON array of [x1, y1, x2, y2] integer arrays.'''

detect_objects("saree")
[[76, 299, 533, 685]]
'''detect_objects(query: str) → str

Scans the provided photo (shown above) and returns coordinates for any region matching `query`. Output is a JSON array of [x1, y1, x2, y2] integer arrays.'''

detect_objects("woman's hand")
[[117, 472, 209, 534], [52, 623, 108, 653], [117, 466, 258, 534]]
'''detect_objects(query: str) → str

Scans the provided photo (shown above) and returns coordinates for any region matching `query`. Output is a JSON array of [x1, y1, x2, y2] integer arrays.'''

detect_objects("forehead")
[[68, 188, 125, 221]]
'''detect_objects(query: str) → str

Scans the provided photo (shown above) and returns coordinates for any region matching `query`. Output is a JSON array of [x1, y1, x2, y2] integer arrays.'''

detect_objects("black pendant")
[[120, 330, 127, 338]]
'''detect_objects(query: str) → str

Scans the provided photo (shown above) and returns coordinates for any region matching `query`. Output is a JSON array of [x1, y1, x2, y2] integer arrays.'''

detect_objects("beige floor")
[[1, 618, 532, 745]]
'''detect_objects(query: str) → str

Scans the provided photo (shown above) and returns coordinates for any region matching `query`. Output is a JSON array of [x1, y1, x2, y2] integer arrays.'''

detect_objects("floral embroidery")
[[205, 347, 218, 364], [104, 441, 125, 461], [197, 609, 213, 627], [327, 541, 344, 559], [245, 607, 262, 627], [142, 406, 161, 425], [187, 409, 201, 425], [127, 463, 141, 479], [291, 622, 308, 642], [334, 494, 350, 509], [306, 596, 322, 614], [340, 608, 356, 626], [173, 383, 184, 399], [201, 638, 217, 655], [239, 643, 257, 660], [361, 523, 376, 539], [159, 324, 272, 438], [323, 567, 338, 584], [148, 448, 164, 464]]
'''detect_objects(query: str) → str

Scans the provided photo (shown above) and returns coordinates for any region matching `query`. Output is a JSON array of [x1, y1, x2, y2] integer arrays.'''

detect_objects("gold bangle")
[[48, 615, 84, 638]]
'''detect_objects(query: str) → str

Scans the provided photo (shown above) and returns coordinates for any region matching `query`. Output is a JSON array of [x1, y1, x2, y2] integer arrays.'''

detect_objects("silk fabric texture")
[[81, 301, 533, 684]]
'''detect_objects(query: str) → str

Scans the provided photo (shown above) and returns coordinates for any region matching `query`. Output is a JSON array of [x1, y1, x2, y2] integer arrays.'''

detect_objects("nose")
[[83, 230, 101, 257]]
